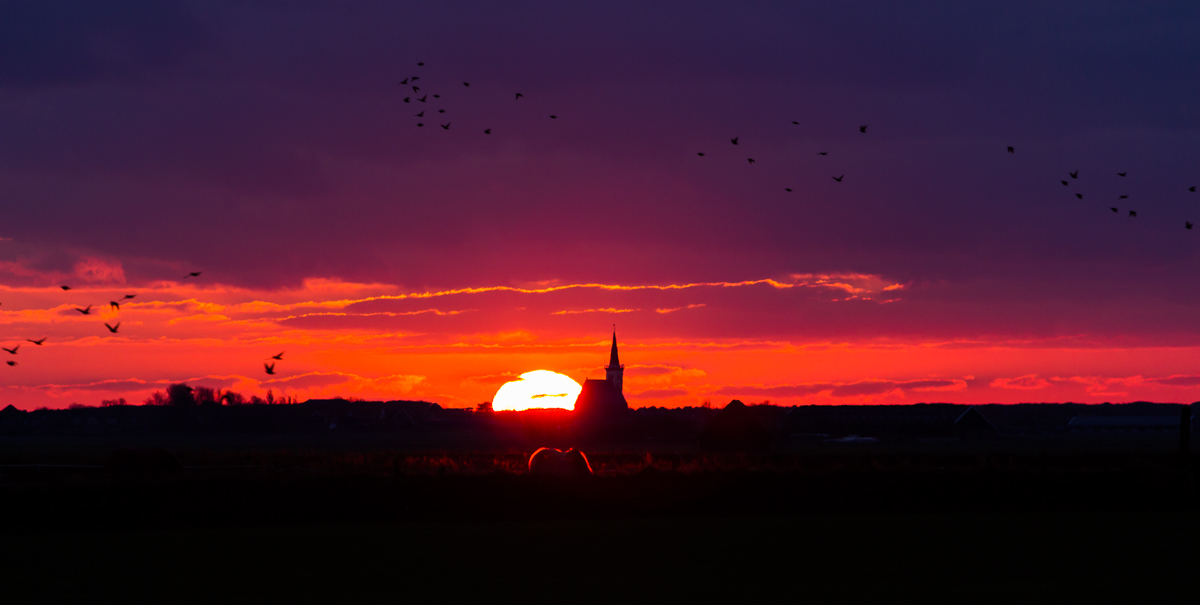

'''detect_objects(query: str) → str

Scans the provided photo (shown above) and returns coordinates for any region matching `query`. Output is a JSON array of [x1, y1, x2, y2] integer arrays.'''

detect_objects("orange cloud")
[[990, 374, 1051, 390]]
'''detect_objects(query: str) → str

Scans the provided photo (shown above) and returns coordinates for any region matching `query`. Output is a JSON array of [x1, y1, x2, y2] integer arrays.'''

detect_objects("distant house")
[[698, 400, 772, 451], [1068, 416, 1180, 434], [955, 406, 998, 439]]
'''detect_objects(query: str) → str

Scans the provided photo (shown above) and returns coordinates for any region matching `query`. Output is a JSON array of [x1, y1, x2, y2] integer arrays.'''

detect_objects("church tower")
[[605, 329, 624, 395]]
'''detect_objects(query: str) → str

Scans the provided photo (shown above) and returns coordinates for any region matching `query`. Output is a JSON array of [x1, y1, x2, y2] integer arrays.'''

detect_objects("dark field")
[[1, 431, 1196, 601]]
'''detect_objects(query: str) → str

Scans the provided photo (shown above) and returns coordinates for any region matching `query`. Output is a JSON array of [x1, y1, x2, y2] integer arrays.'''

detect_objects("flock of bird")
[[1057, 169, 1198, 228], [401, 60, 1196, 229], [3, 272, 287, 378]]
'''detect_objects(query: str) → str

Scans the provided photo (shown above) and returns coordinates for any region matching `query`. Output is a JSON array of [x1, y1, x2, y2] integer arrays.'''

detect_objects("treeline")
[[96, 383, 299, 408]]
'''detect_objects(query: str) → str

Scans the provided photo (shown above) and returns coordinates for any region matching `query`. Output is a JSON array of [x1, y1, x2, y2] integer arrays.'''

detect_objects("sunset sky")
[[3, 1, 1200, 410]]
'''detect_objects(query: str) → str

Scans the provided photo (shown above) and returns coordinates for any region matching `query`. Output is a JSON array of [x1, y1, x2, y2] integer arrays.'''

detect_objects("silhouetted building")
[[955, 406, 998, 439], [574, 330, 630, 420], [698, 400, 772, 451]]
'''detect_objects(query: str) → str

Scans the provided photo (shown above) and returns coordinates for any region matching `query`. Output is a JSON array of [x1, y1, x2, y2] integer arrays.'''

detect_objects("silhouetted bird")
[[860, 125, 867, 133], [1110, 207, 1118, 213], [1188, 222, 1194, 230], [414, 111, 424, 117], [438, 109, 445, 113], [463, 82, 470, 87], [1130, 211, 1137, 217], [1061, 181, 1068, 186], [2, 345, 17, 355], [105, 322, 119, 334], [271, 352, 284, 360], [731, 137, 738, 145], [747, 158, 755, 164], [418, 95, 427, 102], [411, 76, 419, 82], [792, 121, 799, 125], [27, 338, 46, 345], [61, 285, 70, 291], [417, 123, 423, 127], [412, 86, 420, 92], [515, 93, 523, 100], [403, 97, 410, 103], [1190, 186, 1197, 192], [785, 188, 793, 192], [550, 115, 557, 119], [184, 272, 201, 278], [433, 94, 440, 99], [109, 301, 119, 310], [1007, 146, 1014, 153], [832, 175, 844, 182], [401, 78, 408, 85], [417, 62, 424, 66], [5, 361, 14, 367], [76, 305, 92, 315], [697, 152, 704, 156], [1069, 170, 1078, 179], [441, 123, 450, 130], [1076, 193, 1083, 199], [264, 362, 276, 375], [123, 294, 136, 299], [1119, 195, 1128, 199], [1117, 172, 1126, 177], [817, 152, 828, 156], [484, 129, 492, 134]]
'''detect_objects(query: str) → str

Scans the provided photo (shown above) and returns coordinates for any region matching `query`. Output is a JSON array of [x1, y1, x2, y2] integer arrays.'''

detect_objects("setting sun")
[[492, 370, 583, 411]]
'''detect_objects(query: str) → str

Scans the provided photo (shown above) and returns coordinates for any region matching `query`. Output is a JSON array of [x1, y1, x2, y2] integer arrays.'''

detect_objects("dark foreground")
[[1, 434, 1196, 602]]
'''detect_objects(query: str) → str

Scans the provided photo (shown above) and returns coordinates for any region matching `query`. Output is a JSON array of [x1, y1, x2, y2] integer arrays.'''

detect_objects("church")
[[573, 330, 630, 418]]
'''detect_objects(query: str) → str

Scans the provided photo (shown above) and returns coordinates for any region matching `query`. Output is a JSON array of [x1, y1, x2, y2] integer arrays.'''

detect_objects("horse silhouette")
[[528, 447, 593, 478]]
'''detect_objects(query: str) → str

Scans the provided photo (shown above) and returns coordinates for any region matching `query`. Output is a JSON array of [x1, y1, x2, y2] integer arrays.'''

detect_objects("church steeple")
[[605, 327, 624, 394]]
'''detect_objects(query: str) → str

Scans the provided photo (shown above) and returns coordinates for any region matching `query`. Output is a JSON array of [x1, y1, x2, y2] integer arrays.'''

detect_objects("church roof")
[[575, 377, 628, 416]]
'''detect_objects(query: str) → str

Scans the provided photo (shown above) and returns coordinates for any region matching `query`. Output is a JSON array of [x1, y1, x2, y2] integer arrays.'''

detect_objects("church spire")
[[608, 327, 620, 368]]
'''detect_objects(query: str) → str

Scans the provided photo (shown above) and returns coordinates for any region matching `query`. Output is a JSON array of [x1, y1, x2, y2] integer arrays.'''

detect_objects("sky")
[[2, 1, 1200, 410]]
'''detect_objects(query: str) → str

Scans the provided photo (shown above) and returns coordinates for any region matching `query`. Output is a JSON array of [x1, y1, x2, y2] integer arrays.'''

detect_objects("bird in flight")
[[26, 338, 46, 345], [433, 94, 440, 99], [859, 125, 867, 133], [747, 158, 755, 164], [1110, 208, 1118, 213], [441, 123, 450, 130], [411, 76, 419, 82], [1061, 181, 1068, 186], [1117, 172, 1127, 177], [416, 123, 423, 127], [1129, 211, 1137, 217], [696, 152, 704, 156], [484, 129, 492, 134], [785, 188, 793, 192], [817, 152, 828, 156], [5, 361, 14, 367], [264, 362, 276, 375], [105, 322, 120, 334], [3, 345, 18, 354], [549, 115, 557, 119], [792, 121, 799, 125], [1069, 170, 1079, 179], [515, 93, 523, 100], [270, 352, 284, 360], [1190, 186, 1197, 192], [463, 82, 470, 87], [184, 272, 201, 278], [400, 78, 408, 85], [412, 86, 420, 93], [832, 175, 844, 182], [414, 111, 424, 117], [1188, 222, 1194, 230], [1119, 195, 1128, 199], [1007, 147, 1014, 154], [109, 301, 120, 310], [123, 294, 136, 300], [403, 97, 410, 103], [1076, 193, 1083, 200], [437, 109, 445, 113], [417, 62, 424, 66], [731, 137, 739, 145], [417, 95, 427, 102], [76, 305, 92, 315], [61, 285, 71, 291]]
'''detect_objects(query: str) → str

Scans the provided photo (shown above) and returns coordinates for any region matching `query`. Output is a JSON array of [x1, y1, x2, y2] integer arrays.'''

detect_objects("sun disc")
[[492, 370, 582, 411]]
